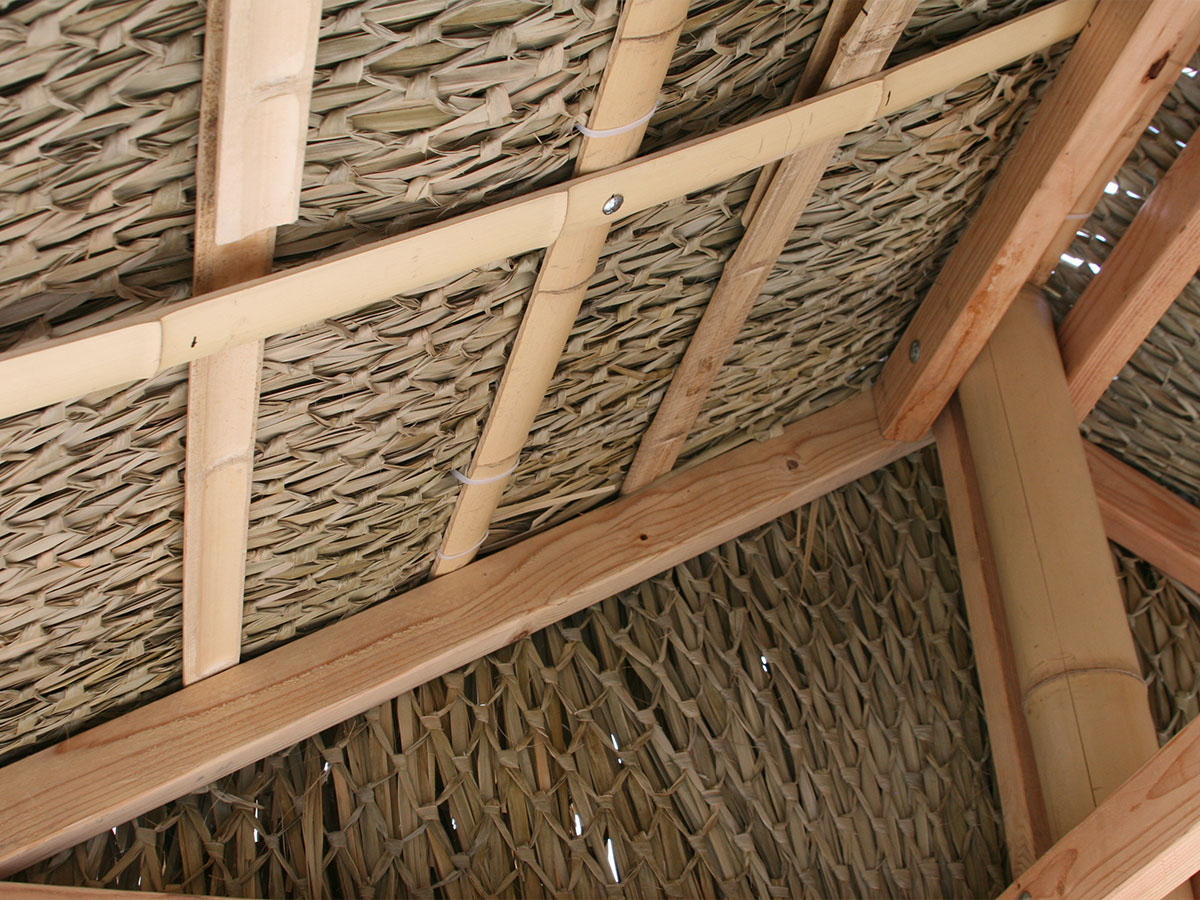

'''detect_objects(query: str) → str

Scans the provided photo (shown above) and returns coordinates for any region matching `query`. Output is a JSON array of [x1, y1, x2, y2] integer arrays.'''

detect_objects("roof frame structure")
[[873, 0, 1200, 441], [4, 0, 1200, 892], [0, 0, 1094, 421]]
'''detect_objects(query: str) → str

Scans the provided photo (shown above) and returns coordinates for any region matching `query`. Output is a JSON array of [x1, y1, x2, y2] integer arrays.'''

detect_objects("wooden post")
[[954, 289, 1175, 851]]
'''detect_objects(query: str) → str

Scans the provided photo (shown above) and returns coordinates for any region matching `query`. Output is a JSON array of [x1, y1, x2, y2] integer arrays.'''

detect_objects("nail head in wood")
[[602, 193, 624, 215], [908, 339, 921, 362]]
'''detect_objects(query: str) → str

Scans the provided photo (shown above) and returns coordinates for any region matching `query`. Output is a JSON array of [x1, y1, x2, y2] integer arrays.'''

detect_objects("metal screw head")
[[909, 339, 921, 363], [1018, 892, 1032, 900], [602, 193, 624, 215]]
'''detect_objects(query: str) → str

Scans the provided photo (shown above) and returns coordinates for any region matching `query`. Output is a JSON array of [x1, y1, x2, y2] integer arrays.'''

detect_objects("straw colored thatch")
[[0, 0, 1066, 763], [14, 450, 1200, 898], [2, 0, 1200, 896]]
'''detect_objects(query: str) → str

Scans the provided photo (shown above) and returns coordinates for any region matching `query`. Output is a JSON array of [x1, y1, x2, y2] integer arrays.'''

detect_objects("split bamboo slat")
[[0, 0, 1095, 422], [955, 290, 1177, 864], [933, 398, 1051, 878], [621, 0, 920, 495], [1000, 711, 1200, 900], [183, 0, 321, 684], [1059, 131, 1200, 420], [874, 0, 1200, 442], [429, 0, 690, 574], [0, 392, 929, 876]]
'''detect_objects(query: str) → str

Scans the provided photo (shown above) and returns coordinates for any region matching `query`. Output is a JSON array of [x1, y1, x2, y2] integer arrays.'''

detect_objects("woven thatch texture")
[[17, 449, 1200, 899], [0, 0, 835, 350], [15, 450, 1009, 900], [1045, 60, 1200, 504], [0, 15, 1065, 761]]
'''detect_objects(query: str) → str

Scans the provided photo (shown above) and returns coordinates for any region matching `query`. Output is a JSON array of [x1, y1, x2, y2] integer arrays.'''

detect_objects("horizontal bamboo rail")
[[0, 0, 1094, 421]]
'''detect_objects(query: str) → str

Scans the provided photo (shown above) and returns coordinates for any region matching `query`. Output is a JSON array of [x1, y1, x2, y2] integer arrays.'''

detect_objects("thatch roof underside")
[[1, 0, 1199, 895], [13, 451, 1200, 898]]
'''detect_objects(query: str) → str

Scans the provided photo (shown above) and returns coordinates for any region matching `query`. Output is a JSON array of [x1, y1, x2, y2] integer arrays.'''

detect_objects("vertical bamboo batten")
[[955, 290, 1181, 876], [183, 0, 321, 683], [430, 0, 690, 574], [620, 0, 921, 495]]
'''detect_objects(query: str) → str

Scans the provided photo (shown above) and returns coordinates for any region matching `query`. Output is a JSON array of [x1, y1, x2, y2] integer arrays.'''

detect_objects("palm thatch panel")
[[1046, 58, 1200, 503]]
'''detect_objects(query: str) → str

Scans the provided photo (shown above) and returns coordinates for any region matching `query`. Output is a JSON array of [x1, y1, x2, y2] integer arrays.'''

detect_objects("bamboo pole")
[[955, 290, 1179, 866], [183, 0, 321, 683], [621, 0, 920, 494], [0, 392, 928, 875], [429, 0, 690, 574], [0, 0, 1095, 422]]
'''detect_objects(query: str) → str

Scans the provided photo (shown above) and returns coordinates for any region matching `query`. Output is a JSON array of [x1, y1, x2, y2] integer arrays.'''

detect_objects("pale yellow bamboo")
[[183, 0, 321, 684], [622, 0, 921, 494], [0, 0, 1095, 422], [429, 0, 691, 573], [956, 290, 1179, 879]]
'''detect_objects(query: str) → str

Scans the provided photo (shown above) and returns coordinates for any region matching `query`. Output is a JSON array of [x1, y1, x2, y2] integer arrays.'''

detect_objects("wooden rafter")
[[621, 0, 920, 495], [933, 397, 1051, 877], [0, 392, 927, 876], [429, 0, 690, 573], [1087, 442, 1200, 594], [183, 0, 321, 683], [1000, 711, 1200, 900], [0, 0, 1093, 422], [1059, 131, 1200, 420], [873, 0, 1200, 442]]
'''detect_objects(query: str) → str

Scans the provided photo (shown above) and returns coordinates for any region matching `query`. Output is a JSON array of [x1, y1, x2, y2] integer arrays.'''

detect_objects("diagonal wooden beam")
[[183, 0, 321, 683], [934, 397, 1051, 878], [620, 0, 920, 495], [1086, 442, 1200, 595], [0, 0, 1095, 422], [429, 0, 690, 574], [1059, 131, 1200, 420], [873, 0, 1200, 442], [999, 710, 1200, 900], [0, 392, 928, 876]]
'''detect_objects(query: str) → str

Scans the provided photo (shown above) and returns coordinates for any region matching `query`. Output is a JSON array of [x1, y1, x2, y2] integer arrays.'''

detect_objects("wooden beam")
[[873, 0, 1200, 442], [1086, 442, 1200, 594], [999, 712, 1200, 900], [933, 398, 1051, 877], [429, 0, 689, 573], [620, 0, 919, 495], [0, 0, 1094, 422], [0, 392, 928, 876], [955, 289, 1168, 848], [183, 0, 321, 684], [0, 885, 230, 900], [1060, 132, 1200, 420]]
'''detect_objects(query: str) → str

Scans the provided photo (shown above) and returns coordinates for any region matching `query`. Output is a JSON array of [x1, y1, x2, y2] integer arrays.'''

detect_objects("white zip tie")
[[451, 461, 518, 485], [575, 103, 658, 138], [435, 531, 490, 561]]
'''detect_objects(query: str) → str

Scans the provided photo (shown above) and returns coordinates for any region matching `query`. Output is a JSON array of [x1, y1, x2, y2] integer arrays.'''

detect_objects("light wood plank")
[[1086, 442, 1200, 594], [0, 0, 1094, 422], [621, 0, 920, 494], [429, 0, 690, 573], [956, 289, 1168, 849], [1060, 132, 1200, 419], [873, 0, 1200, 442], [999, 712, 1200, 900], [0, 392, 927, 876], [183, 0, 321, 684], [933, 397, 1051, 876]]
